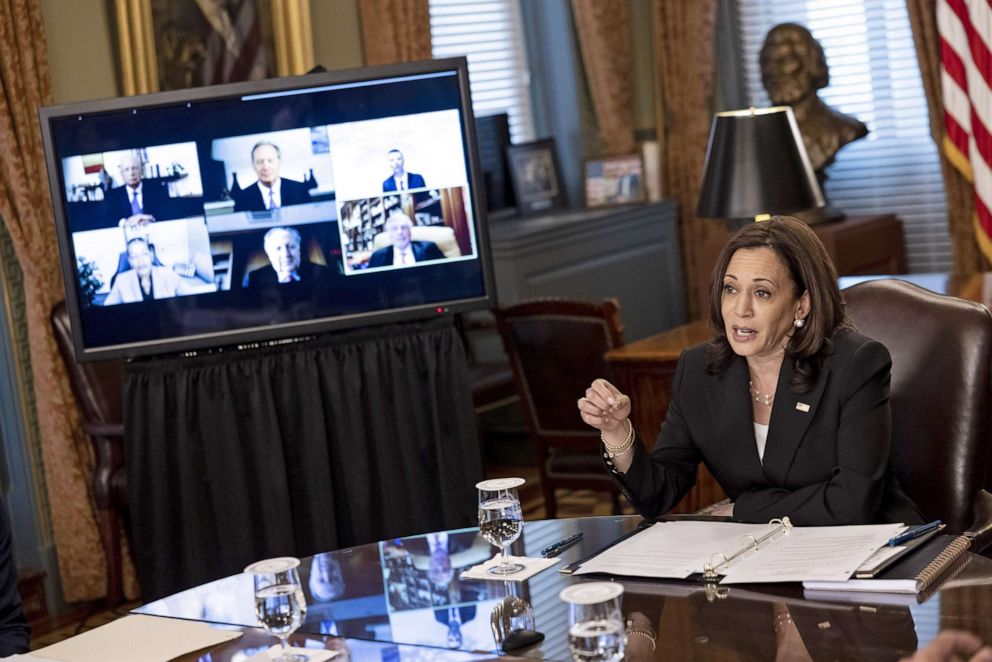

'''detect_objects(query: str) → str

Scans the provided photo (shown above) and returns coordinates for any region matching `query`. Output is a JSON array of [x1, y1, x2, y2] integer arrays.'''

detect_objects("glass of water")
[[560, 582, 625, 661], [476, 477, 525, 575], [245, 557, 309, 662]]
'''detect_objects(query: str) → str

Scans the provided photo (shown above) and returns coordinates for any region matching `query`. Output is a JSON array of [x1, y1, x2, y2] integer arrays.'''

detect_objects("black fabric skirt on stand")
[[123, 317, 482, 600]]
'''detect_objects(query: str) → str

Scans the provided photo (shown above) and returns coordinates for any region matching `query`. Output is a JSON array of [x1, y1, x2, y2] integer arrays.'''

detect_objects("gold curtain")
[[0, 0, 107, 601], [571, 0, 636, 157], [358, 0, 432, 66], [906, 0, 988, 276], [652, 0, 723, 319]]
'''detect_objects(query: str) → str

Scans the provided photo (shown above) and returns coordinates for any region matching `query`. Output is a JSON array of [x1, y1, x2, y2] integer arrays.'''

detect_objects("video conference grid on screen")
[[45, 68, 489, 356]]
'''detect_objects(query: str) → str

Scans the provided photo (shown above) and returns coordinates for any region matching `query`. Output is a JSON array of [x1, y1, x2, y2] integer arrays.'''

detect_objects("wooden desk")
[[606, 272, 991, 514]]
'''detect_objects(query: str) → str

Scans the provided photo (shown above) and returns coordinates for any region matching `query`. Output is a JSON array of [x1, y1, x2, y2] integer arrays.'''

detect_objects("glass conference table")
[[133, 515, 992, 660]]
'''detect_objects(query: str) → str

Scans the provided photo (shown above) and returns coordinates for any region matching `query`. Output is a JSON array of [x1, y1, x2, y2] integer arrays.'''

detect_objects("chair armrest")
[[966, 489, 992, 554], [82, 421, 124, 438]]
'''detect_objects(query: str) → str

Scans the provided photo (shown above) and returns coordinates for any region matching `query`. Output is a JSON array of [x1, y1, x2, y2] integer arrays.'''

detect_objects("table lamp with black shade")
[[696, 107, 831, 225]]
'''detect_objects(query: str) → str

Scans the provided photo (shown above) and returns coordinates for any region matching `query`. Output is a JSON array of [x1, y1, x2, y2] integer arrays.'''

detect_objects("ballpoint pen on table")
[[887, 520, 944, 546], [541, 533, 584, 557]]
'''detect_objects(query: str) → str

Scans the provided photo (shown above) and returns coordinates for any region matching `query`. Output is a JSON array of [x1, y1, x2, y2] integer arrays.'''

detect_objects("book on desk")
[[562, 518, 971, 594], [803, 534, 972, 594]]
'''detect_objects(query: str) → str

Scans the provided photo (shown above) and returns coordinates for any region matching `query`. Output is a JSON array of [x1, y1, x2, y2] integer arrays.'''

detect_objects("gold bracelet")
[[601, 418, 634, 458], [625, 621, 656, 650], [774, 614, 794, 632]]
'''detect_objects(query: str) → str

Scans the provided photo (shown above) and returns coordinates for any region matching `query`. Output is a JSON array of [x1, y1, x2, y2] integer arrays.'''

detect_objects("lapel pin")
[[796, 402, 810, 412]]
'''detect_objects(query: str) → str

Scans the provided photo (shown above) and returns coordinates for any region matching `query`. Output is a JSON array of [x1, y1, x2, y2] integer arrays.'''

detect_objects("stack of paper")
[[30, 614, 242, 662], [573, 520, 903, 584]]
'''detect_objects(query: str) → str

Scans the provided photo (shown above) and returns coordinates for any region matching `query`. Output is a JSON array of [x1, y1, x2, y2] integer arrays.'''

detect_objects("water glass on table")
[[560, 582, 625, 662], [476, 477, 525, 575], [245, 556, 309, 662]]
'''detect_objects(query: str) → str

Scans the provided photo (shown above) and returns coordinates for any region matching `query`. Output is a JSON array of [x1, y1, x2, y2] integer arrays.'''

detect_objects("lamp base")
[[788, 206, 845, 225]]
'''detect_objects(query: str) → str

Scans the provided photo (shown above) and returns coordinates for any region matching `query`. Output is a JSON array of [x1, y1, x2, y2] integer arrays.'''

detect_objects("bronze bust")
[[760, 23, 868, 177]]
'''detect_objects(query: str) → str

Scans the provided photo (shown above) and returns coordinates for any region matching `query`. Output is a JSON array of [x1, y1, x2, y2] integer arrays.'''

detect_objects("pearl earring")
[[794, 318, 805, 328]]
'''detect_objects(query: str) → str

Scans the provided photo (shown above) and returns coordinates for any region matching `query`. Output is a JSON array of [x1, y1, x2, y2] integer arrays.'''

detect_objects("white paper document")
[[574, 520, 903, 583], [32, 613, 242, 662]]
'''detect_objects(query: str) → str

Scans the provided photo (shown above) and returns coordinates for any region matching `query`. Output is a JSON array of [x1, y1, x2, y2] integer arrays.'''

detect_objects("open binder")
[[567, 519, 908, 585]]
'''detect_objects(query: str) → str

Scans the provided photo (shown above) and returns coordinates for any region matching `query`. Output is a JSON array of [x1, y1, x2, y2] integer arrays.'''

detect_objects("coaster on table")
[[459, 555, 559, 581]]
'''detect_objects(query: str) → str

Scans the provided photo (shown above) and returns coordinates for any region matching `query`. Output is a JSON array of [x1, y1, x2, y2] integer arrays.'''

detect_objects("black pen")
[[541, 532, 583, 557], [887, 520, 944, 546]]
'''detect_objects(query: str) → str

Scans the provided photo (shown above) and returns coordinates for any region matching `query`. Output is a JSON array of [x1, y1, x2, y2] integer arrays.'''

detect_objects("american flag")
[[938, 0, 992, 262]]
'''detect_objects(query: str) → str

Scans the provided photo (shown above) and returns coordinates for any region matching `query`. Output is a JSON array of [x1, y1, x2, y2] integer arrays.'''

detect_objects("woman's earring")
[[794, 318, 805, 329]]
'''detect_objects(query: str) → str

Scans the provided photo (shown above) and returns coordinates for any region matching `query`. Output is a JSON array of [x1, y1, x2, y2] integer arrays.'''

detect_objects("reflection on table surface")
[[136, 516, 992, 660], [162, 625, 501, 661]]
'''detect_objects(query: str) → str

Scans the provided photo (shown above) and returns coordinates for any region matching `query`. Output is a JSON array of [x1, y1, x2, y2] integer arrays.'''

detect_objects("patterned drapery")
[[652, 0, 723, 319], [906, 0, 989, 275], [358, 0, 432, 66], [0, 0, 107, 600], [571, 0, 636, 157]]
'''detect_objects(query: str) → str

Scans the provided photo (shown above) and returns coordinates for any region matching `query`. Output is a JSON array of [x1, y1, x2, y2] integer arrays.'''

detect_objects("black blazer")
[[245, 260, 331, 287], [613, 330, 923, 526], [0, 495, 29, 656], [233, 178, 311, 212], [105, 181, 175, 222], [368, 240, 445, 268], [382, 172, 426, 192]]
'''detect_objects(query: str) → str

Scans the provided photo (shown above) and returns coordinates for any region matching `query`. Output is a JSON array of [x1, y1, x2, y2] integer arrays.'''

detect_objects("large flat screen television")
[[40, 57, 494, 361]]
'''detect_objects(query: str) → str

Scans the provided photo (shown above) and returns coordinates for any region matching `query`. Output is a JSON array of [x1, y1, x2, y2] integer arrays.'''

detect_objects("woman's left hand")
[[710, 502, 735, 517]]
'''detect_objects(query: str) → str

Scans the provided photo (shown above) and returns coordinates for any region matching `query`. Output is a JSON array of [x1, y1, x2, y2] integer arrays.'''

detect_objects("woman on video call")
[[104, 238, 191, 305], [579, 216, 923, 526]]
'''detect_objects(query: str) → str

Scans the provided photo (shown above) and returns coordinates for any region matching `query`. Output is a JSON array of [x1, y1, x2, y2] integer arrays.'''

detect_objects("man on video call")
[[368, 213, 445, 268], [105, 151, 174, 222], [245, 226, 331, 286], [382, 149, 426, 192], [233, 141, 311, 212]]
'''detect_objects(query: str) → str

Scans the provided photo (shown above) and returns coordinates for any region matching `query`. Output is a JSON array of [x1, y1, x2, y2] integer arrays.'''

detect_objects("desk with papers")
[[32, 516, 992, 660]]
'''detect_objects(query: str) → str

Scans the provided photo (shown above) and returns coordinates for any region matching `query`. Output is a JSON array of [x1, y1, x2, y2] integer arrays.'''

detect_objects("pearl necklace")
[[749, 380, 774, 406]]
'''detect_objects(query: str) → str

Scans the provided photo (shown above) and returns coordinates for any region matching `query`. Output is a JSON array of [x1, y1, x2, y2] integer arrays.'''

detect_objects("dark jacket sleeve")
[[734, 340, 893, 525], [605, 351, 702, 518], [0, 497, 30, 656], [422, 242, 445, 261]]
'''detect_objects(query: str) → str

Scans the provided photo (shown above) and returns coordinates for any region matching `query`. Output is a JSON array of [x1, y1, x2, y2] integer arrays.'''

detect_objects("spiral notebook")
[[802, 534, 972, 594]]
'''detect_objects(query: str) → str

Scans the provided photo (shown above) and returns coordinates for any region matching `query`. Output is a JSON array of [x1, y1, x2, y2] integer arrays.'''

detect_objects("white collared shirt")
[[392, 174, 408, 190], [257, 180, 282, 209], [392, 245, 414, 265]]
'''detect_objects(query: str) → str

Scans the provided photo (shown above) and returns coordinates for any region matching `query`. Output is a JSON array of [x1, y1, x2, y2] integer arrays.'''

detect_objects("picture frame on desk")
[[506, 139, 567, 215], [584, 154, 646, 208]]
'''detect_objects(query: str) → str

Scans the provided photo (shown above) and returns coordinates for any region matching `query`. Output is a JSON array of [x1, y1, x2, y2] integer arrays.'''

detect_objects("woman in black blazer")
[[579, 216, 922, 526]]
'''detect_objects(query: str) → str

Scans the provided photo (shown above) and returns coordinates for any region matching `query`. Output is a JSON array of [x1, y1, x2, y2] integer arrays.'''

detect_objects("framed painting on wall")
[[113, 0, 315, 95]]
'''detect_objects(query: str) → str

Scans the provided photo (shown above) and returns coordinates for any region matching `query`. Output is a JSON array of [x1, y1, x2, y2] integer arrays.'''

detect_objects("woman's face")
[[720, 247, 809, 360], [127, 242, 153, 278]]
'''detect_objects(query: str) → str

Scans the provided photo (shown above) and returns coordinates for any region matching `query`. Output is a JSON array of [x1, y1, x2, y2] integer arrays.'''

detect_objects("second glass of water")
[[476, 477, 525, 575], [560, 582, 625, 662], [245, 556, 308, 662]]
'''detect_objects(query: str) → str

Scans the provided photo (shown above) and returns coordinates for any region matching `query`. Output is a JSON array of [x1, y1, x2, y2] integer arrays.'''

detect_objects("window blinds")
[[735, 0, 952, 272], [430, 0, 536, 144]]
